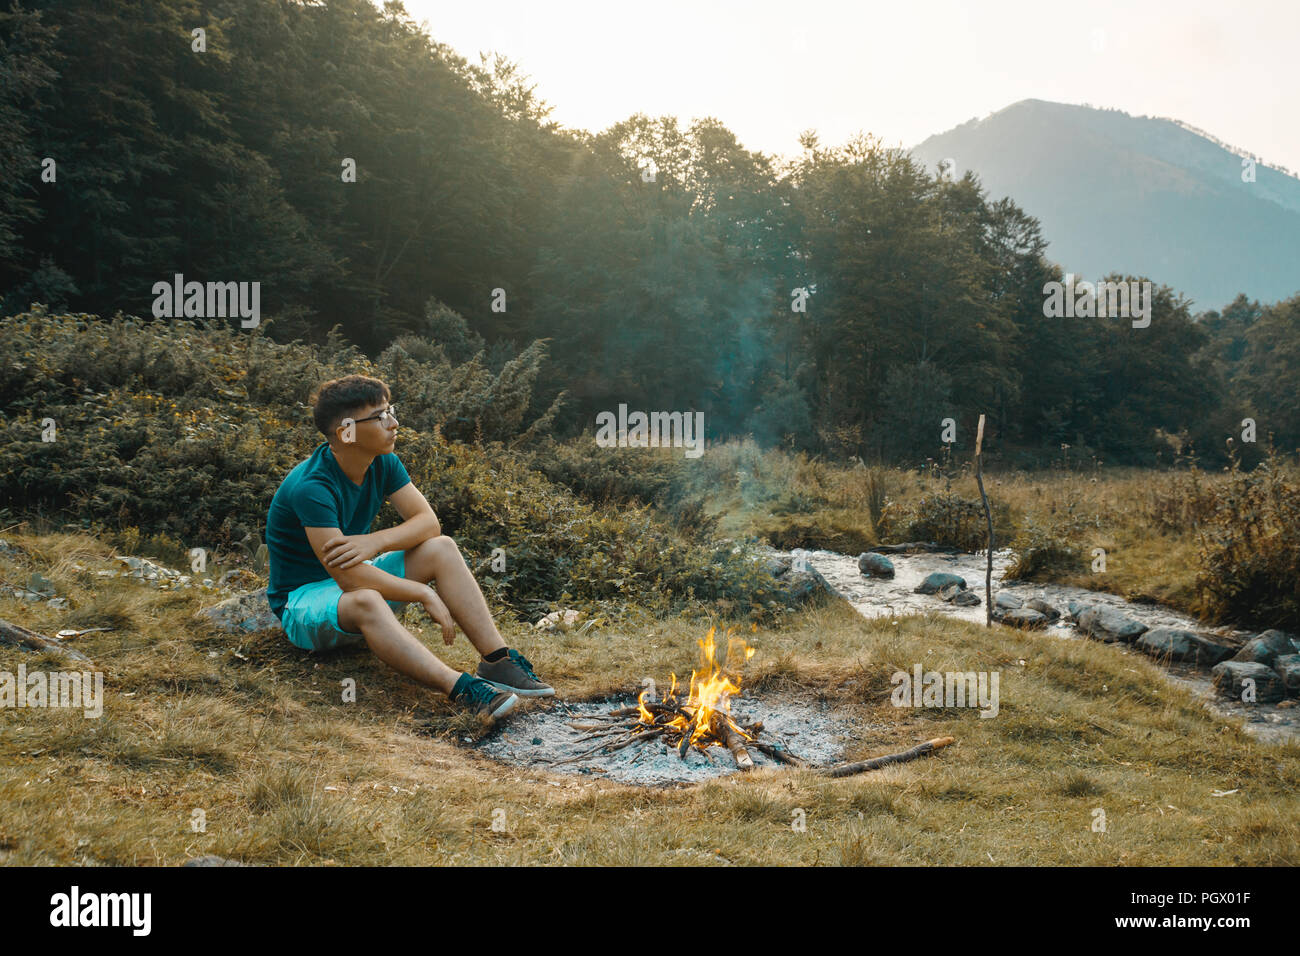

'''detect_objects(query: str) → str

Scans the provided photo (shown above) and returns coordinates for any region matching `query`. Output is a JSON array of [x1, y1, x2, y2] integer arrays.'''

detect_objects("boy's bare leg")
[[338, 588, 460, 695], [402, 535, 507, 657]]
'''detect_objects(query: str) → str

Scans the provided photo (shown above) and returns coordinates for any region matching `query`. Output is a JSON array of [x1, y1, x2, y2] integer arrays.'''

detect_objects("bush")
[[525, 437, 692, 507], [522, 437, 718, 540], [754, 512, 874, 555], [1004, 517, 1088, 581], [0, 308, 788, 623], [1145, 467, 1220, 534], [876, 491, 1004, 552], [1195, 454, 1300, 630]]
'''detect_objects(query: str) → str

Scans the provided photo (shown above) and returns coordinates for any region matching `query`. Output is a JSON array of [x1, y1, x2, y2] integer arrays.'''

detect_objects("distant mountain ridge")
[[909, 99, 1300, 310]]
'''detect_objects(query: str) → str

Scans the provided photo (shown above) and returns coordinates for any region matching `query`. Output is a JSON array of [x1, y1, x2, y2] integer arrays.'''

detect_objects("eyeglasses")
[[351, 404, 398, 426]]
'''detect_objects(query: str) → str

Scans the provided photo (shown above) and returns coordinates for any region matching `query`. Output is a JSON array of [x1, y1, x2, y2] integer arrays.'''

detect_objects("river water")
[[795, 547, 1298, 746]]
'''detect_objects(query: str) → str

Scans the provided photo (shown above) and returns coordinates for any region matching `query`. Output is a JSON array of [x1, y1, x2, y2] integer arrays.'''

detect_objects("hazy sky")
[[399, 0, 1300, 173]]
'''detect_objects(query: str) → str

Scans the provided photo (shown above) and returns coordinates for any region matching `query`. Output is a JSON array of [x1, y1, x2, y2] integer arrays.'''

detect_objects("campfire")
[[555, 626, 810, 771], [543, 624, 958, 780]]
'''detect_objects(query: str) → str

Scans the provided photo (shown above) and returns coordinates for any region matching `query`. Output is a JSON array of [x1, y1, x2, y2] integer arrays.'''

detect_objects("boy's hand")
[[420, 587, 457, 645], [322, 532, 382, 569]]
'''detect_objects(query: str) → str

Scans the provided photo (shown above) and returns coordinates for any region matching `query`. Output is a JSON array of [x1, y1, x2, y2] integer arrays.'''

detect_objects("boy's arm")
[[304, 525, 432, 604], [319, 483, 440, 570], [373, 482, 441, 549]]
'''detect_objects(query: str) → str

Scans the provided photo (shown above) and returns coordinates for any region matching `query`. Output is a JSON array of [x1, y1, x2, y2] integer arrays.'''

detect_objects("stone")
[[915, 572, 966, 595], [998, 607, 1048, 629], [535, 609, 582, 631], [1076, 606, 1148, 643], [1273, 654, 1300, 695], [218, 568, 261, 590], [764, 555, 792, 577], [778, 567, 833, 605], [1065, 600, 1093, 622], [949, 588, 981, 607], [1210, 661, 1286, 702], [857, 552, 895, 579], [1025, 598, 1061, 623], [1134, 628, 1236, 666], [994, 592, 1024, 611], [116, 555, 176, 581], [1231, 630, 1300, 667], [760, 550, 833, 606], [47, 597, 70, 610], [27, 572, 56, 596], [195, 587, 283, 634], [935, 583, 980, 606]]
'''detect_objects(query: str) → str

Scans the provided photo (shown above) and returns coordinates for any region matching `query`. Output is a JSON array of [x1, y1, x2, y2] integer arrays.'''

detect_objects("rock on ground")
[[1273, 654, 1300, 694], [535, 609, 582, 631], [1065, 600, 1092, 622], [1076, 605, 1148, 644], [995, 592, 1023, 611], [195, 587, 283, 634], [936, 583, 981, 606], [1026, 598, 1061, 622], [857, 552, 895, 579], [915, 572, 966, 595], [997, 607, 1049, 629], [993, 594, 1060, 624], [1231, 630, 1300, 666], [762, 553, 834, 606], [1211, 661, 1286, 702], [1135, 628, 1237, 666]]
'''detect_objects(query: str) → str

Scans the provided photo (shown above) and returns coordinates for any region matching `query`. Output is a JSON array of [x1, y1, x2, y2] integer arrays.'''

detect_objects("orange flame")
[[642, 625, 756, 750]]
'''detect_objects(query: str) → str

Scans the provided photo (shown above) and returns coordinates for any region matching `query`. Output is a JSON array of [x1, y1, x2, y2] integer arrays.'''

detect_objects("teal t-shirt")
[[265, 443, 412, 621]]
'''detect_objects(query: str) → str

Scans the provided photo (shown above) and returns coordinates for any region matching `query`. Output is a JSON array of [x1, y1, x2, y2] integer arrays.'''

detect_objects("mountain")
[[909, 99, 1300, 311]]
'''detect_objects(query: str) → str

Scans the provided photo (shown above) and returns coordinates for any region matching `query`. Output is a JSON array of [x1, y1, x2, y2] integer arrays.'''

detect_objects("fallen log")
[[822, 736, 955, 778], [0, 617, 91, 663]]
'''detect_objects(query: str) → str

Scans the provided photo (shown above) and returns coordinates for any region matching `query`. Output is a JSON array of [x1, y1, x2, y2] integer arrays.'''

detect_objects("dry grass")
[[1, 529, 1296, 866]]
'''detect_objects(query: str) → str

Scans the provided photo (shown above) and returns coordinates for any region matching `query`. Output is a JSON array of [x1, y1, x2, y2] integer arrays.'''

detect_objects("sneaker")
[[476, 648, 555, 697], [454, 676, 519, 723]]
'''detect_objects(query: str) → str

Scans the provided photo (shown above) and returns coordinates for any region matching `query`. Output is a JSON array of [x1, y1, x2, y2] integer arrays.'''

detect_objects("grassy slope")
[[2, 531, 1296, 866]]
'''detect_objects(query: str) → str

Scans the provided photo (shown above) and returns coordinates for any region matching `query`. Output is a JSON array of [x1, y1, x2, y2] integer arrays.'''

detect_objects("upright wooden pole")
[[974, 414, 993, 628]]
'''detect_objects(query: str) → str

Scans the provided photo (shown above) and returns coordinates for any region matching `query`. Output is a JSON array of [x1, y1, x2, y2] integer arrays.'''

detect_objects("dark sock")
[[483, 647, 508, 664], [450, 672, 474, 700]]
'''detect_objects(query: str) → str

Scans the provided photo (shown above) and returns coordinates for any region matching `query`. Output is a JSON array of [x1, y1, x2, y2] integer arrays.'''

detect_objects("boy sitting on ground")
[[264, 374, 552, 723]]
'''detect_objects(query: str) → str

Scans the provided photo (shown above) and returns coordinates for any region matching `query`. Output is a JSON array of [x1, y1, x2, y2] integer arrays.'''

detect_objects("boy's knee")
[[344, 588, 389, 616], [415, 534, 457, 557]]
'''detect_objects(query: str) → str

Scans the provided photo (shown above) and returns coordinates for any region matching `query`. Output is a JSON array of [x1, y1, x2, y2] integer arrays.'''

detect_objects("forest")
[[3, 0, 1296, 466]]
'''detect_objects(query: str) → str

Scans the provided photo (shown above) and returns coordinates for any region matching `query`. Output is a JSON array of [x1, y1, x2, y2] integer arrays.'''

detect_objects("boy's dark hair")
[[309, 374, 391, 439]]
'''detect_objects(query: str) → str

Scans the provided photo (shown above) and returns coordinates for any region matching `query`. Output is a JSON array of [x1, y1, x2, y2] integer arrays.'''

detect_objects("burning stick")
[[549, 626, 835, 772], [710, 712, 753, 770], [822, 736, 955, 778]]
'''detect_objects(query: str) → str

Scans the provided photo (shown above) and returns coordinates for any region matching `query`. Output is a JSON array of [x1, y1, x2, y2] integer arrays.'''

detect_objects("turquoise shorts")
[[280, 551, 409, 652]]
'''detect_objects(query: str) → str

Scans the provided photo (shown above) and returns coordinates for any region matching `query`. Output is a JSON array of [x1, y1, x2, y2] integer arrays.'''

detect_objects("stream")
[[795, 547, 1299, 746]]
